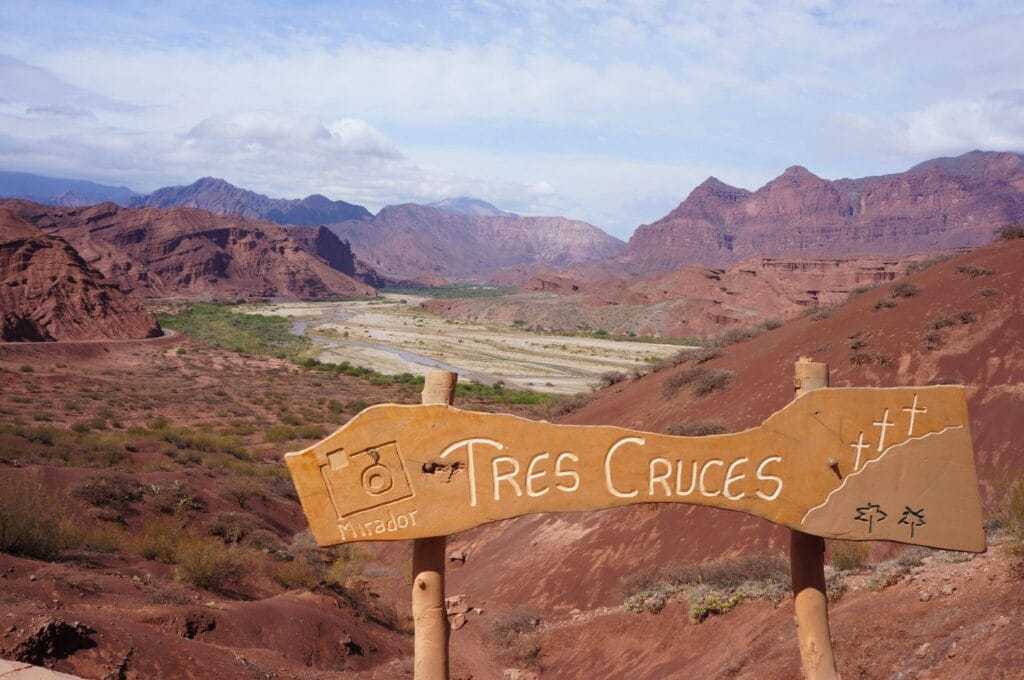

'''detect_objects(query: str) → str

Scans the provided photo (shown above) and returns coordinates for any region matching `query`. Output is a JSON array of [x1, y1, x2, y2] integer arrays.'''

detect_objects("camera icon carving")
[[319, 442, 415, 518]]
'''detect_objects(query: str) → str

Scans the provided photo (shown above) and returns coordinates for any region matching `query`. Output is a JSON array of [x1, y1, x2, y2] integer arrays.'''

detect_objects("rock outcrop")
[[0, 209, 161, 341], [1, 200, 375, 299], [623, 150, 1024, 271]]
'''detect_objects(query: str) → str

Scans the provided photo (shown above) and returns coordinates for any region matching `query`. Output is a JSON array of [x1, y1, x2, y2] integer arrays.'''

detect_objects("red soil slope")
[[0, 209, 160, 341], [450, 236, 1023, 609]]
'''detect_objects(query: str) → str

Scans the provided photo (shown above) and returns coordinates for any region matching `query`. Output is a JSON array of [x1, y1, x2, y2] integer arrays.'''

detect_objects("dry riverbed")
[[241, 297, 686, 393]]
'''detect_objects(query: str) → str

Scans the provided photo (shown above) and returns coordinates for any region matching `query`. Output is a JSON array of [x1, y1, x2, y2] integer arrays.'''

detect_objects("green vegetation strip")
[[380, 284, 518, 298], [157, 302, 310, 359]]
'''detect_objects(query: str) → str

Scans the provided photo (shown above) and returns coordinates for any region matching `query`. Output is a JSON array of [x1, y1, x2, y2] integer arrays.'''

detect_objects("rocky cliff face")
[[332, 203, 626, 282], [623, 150, 1024, 271], [286, 225, 385, 288], [131, 177, 372, 225], [424, 254, 917, 339], [1, 200, 375, 299], [0, 209, 161, 341]]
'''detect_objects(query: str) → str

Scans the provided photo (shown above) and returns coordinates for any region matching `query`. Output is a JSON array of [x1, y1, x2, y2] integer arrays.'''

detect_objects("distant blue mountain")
[[0, 170, 137, 206], [428, 196, 516, 217]]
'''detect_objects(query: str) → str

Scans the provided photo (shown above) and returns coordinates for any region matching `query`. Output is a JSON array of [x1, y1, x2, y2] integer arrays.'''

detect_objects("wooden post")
[[791, 358, 840, 680], [413, 370, 457, 680]]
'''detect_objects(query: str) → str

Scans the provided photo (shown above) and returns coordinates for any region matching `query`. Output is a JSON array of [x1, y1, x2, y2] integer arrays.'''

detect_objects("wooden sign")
[[285, 385, 985, 552]]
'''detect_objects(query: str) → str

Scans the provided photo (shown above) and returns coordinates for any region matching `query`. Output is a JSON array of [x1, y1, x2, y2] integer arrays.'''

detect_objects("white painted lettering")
[[526, 452, 551, 497], [604, 437, 644, 498], [723, 457, 748, 500], [755, 456, 783, 501], [491, 456, 523, 500], [554, 452, 580, 492], [699, 459, 724, 497], [675, 460, 697, 496], [440, 437, 504, 507], [648, 457, 673, 496]]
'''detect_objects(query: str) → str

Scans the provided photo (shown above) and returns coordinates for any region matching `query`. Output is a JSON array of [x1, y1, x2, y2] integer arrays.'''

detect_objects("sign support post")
[[413, 370, 457, 680], [791, 358, 839, 680]]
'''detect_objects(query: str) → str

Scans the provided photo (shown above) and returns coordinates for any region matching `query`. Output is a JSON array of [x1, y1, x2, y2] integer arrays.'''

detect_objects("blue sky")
[[1, 1, 1023, 237]]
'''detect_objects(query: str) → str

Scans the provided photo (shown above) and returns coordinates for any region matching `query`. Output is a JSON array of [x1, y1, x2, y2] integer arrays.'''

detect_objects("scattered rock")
[[339, 635, 363, 657], [941, 584, 957, 595], [28, 575, 37, 582], [503, 670, 538, 680], [449, 550, 468, 564], [919, 592, 931, 602], [452, 613, 467, 631], [181, 610, 217, 640], [915, 643, 930, 658]]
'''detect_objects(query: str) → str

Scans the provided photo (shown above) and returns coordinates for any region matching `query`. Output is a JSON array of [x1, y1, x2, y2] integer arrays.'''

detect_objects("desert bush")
[[74, 473, 145, 510], [848, 283, 877, 298], [175, 537, 246, 592], [210, 512, 261, 544], [663, 367, 734, 398], [598, 371, 627, 388], [761, 317, 783, 331], [707, 327, 762, 348], [326, 544, 373, 584], [548, 393, 589, 418], [150, 480, 204, 515], [997, 224, 1024, 240], [828, 540, 869, 571], [807, 304, 836, 321], [873, 299, 897, 311], [955, 265, 992, 278], [958, 310, 977, 324], [224, 476, 265, 508], [623, 554, 789, 619], [923, 331, 944, 350], [131, 519, 187, 563], [865, 560, 909, 591], [665, 420, 727, 437], [930, 315, 957, 330], [1005, 482, 1024, 556], [82, 524, 127, 553], [271, 557, 319, 589], [0, 475, 81, 559], [892, 282, 919, 298], [904, 253, 955, 275], [491, 609, 542, 647]]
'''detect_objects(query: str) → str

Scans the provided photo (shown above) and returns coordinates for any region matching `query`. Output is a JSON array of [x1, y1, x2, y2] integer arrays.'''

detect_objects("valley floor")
[[242, 297, 683, 394]]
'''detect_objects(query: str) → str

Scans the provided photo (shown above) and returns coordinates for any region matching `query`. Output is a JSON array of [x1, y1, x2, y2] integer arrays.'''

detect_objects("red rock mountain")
[[0, 200, 376, 299], [130, 177, 372, 225], [331, 203, 626, 282], [0, 209, 161, 341], [623, 150, 1024, 271]]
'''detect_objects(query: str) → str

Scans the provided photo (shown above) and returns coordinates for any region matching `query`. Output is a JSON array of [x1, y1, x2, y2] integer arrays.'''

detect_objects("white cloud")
[[832, 92, 1024, 157]]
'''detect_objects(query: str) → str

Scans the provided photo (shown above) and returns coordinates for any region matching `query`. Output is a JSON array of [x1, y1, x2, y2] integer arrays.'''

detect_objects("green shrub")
[[955, 265, 992, 278], [271, 557, 320, 589], [74, 473, 145, 510], [175, 537, 246, 592], [131, 519, 187, 563], [0, 475, 80, 559]]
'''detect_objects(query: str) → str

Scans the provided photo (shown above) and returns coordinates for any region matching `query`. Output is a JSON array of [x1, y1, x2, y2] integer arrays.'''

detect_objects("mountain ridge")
[[622, 150, 1024, 271]]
